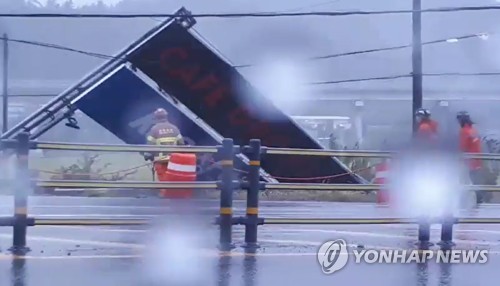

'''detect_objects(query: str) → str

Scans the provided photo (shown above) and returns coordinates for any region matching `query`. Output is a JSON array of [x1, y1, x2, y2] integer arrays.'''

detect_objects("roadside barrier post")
[[244, 139, 262, 248], [417, 218, 431, 248], [439, 216, 455, 247], [218, 138, 235, 250], [10, 132, 30, 254]]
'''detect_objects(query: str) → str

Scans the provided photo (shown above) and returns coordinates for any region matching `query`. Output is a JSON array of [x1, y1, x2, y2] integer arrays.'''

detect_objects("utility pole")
[[2, 33, 8, 134], [412, 0, 423, 134]]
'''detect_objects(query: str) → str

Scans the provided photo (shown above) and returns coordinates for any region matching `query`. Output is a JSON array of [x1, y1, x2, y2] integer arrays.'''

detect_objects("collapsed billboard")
[[127, 22, 362, 183], [73, 65, 277, 181]]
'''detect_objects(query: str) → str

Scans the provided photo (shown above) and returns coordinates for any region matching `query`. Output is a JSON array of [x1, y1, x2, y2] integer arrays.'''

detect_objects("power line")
[[310, 72, 500, 85], [3, 31, 488, 69], [310, 74, 411, 85], [310, 34, 487, 60], [2, 36, 500, 87], [1, 37, 113, 60], [235, 33, 488, 68], [2, 5, 500, 18], [3, 32, 487, 68]]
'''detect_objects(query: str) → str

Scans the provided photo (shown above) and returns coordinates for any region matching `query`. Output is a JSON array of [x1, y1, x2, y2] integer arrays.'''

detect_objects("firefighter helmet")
[[415, 108, 431, 118], [456, 110, 472, 124], [153, 108, 168, 121], [456, 110, 470, 120]]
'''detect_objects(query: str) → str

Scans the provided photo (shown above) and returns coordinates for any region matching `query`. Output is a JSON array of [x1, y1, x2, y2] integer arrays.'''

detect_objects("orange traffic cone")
[[160, 153, 197, 199]]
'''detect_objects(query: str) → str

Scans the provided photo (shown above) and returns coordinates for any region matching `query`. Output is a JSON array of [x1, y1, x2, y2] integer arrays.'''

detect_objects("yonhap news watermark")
[[317, 239, 489, 274]]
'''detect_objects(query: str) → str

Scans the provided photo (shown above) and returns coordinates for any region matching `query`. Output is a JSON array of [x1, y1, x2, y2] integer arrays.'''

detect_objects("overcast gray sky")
[[7, 0, 500, 98], [4, 0, 500, 138]]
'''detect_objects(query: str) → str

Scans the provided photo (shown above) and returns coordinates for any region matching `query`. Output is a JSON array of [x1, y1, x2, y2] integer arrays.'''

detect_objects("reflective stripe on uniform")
[[167, 162, 197, 173], [152, 137, 179, 159], [155, 155, 170, 162], [156, 137, 178, 144]]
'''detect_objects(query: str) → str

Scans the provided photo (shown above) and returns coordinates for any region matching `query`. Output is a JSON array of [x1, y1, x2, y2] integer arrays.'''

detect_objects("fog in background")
[[1, 0, 500, 149]]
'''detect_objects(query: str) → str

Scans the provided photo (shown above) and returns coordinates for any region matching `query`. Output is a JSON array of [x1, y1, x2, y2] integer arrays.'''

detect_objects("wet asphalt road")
[[0, 196, 499, 285]]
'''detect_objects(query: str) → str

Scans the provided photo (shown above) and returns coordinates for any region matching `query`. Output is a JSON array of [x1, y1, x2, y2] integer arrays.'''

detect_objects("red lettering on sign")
[[168, 66, 201, 86], [156, 46, 295, 167], [159, 48, 202, 85], [191, 73, 219, 91], [205, 86, 229, 109]]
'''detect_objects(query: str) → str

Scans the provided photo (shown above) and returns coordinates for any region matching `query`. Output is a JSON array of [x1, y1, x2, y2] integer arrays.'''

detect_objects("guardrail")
[[0, 133, 235, 253], [2, 132, 500, 253]]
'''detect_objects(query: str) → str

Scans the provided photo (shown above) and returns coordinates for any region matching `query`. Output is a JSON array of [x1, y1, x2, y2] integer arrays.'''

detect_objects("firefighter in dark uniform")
[[143, 108, 184, 181]]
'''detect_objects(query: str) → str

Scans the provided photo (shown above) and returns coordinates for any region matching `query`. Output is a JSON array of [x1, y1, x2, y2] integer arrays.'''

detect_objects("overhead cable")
[[309, 74, 411, 85], [1, 37, 113, 60], [1, 32, 484, 66], [2, 36, 500, 86], [1, 5, 500, 18], [310, 72, 500, 85], [235, 33, 488, 68]]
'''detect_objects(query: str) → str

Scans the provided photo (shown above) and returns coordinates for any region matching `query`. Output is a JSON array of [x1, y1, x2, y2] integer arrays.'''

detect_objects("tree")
[[62, 0, 75, 10], [45, 0, 60, 9], [96, 0, 106, 8], [26, 0, 43, 8]]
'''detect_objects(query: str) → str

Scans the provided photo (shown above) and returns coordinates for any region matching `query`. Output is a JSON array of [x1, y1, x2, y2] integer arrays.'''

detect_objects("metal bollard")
[[244, 139, 261, 248], [416, 218, 432, 248], [218, 138, 235, 250], [10, 132, 31, 254], [439, 216, 455, 248]]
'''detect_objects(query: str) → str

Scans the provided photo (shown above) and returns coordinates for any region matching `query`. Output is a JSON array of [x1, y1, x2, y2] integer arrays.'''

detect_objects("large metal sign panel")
[[128, 22, 361, 183], [73, 66, 218, 147], [72, 65, 275, 181]]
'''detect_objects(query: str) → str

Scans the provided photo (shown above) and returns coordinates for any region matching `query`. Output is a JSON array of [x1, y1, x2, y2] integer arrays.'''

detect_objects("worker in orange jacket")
[[456, 111, 487, 203], [143, 108, 185, 181], [415, 108, 438, 144]]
